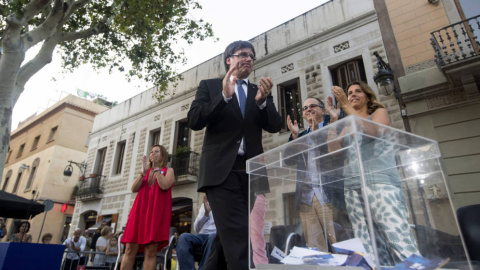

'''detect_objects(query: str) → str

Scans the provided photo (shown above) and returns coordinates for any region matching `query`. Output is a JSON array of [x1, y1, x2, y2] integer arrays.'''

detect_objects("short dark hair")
[[223, 40, 256, 72], [306, 96, 325, 108]]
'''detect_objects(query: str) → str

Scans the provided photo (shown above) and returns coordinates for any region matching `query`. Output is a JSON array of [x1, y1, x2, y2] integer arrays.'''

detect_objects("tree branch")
[[62, 27, 99, 42], [22, 0, 65, 50], [14, 32, 62, 104], [22, 0, 54, 24], [67, 0, 92, 19]]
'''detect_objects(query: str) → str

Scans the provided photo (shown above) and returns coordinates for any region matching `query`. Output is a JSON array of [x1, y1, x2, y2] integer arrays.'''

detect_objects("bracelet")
[[153, 168, 161, 173]]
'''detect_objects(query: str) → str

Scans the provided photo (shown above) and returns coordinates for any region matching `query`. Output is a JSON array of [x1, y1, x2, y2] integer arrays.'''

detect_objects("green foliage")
[[72, 184, 79, 196], [175, 145, 191, 154], [0, 0, 215, 100]]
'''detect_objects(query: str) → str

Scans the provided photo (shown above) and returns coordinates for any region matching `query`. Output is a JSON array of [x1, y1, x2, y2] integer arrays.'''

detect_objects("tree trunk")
[[0, 18, 27, 185]]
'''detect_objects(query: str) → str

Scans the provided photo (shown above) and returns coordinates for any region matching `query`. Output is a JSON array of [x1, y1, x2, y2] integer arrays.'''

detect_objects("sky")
[[12, 0, 330, 130]]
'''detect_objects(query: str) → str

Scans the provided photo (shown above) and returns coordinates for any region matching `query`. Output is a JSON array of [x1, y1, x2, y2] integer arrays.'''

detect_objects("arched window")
[[25, 158, 40, 191], [2, 170, 12, 191]]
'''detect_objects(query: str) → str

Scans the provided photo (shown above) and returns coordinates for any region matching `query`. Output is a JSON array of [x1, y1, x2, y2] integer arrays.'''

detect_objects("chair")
[[163, 232, 209, 270], [457, 204, 480, 261], [162, 234, 177, 270], [266, 224, 305, 263], [115, 233, 124, 270], [115, 227, 176, 270]]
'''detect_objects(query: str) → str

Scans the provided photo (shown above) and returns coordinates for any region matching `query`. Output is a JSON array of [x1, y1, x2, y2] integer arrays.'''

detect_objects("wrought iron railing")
[[170, 151, 200, 181], [431, 14, 480, 67], [77, 176, 102, 200]]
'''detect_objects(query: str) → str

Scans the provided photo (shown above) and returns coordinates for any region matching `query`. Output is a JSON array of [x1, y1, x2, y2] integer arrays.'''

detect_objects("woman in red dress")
[[120, 144, 175, 270]]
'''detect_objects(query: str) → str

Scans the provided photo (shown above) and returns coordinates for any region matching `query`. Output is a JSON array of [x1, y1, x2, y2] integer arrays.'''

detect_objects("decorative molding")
[[253, 10, 378, 70], [426, 91, 467, 109], [281, 63, 294, 73], [352, 30, 382, 47], [404, 59, 436, 75], [334, 41, 350, 53]]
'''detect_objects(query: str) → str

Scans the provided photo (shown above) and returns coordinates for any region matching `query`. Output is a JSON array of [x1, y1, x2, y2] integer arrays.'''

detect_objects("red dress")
[[121, 167, 172, 251]]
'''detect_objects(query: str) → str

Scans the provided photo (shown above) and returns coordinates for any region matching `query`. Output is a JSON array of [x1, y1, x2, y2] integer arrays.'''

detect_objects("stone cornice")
[[88, 88, 198, 139], [253, 10, 378, 71]]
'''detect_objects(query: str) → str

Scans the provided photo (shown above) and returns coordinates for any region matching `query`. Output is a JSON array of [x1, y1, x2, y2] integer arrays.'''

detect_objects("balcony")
[[431, 14, 480, 67], [77, 176, 103, 201], [170, 151, 200, 185], [430, 14, 480, 98]]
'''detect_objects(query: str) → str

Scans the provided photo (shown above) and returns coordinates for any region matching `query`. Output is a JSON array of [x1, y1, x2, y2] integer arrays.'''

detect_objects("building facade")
[[378, 0, 480, 209], [1, 95, 107, 243], [70, 0, 409, 236]]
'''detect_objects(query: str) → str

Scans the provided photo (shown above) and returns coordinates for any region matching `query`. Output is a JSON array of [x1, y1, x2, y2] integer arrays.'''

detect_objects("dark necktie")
[[236, 80, 246, 117]]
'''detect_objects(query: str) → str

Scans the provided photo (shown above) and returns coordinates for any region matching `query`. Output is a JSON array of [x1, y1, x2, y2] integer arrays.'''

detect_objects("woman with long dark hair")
[[10, 221, 32, 243], [120, 145, 174, 270]]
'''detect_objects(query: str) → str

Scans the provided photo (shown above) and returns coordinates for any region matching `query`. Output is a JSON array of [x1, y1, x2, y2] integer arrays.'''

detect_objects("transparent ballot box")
[[247, 116, 471, 269]]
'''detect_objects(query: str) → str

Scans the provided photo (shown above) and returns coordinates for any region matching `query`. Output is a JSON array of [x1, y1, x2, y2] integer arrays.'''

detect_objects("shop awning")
[[0, 190, 45, 219], [87, 217, 112, 231]]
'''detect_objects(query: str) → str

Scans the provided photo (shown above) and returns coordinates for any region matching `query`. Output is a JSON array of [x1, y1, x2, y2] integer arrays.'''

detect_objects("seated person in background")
[[0, 218, 7, 239], [63, 228, 86, 270], [42, 233, 53, 244], [177, 195, 216, 270], [10, 221, 32, 243]]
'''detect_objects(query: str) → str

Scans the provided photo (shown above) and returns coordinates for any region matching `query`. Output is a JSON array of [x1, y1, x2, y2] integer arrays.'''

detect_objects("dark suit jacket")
[[187, 78, 283, 192], [285, 121, 346, 210]]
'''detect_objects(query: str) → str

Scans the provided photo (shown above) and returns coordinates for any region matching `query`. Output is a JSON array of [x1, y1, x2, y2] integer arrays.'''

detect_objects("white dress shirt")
[[194, 203, 216, 234], [63, 236, 86, 260], [223, 77, 267, 155]]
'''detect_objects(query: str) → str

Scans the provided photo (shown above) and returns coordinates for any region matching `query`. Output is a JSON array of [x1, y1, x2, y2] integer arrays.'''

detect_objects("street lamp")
[[373, 51, 398, 99], [63, 160, 87, 182]]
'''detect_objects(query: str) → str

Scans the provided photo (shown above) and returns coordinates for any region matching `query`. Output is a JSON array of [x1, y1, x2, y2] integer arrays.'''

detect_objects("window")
[[174, 119, 190, 153], [5, 149, 11, 164], [94, 147, 107, 175], [25, 158, 40, 191], [12, 171, 23, 194], [150, 129, 161, 147], [278, 78, 303, 132], [455, 0, 480, 52], [61, 216, 72, 243], [2, 170, 12, 191], [31, 136, 41, 151], [16, 144, 25, 158], [48, 126, 58, 142], [113, 141, 126, 175], [331, 59, 367, 89], [283, 192, 300, 226]]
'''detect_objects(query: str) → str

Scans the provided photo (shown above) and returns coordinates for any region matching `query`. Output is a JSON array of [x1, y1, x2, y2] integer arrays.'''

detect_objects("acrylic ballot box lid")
[[247, 116, 472, 269]]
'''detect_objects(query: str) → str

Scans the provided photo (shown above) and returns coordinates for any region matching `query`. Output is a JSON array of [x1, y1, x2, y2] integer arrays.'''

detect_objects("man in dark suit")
[[187, 40, 283, 270], [286, 97, 350, 252]]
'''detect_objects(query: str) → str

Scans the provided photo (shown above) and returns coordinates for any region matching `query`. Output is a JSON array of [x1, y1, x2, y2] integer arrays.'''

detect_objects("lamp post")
[[63, 160, 87, 182], [373, 51, 398, 99]]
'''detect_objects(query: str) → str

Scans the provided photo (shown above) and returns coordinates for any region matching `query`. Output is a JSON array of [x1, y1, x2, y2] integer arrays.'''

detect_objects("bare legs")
[[120, 243, 139, 270], [144, 243, 159, 270], [120, 242, 159, 270]]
